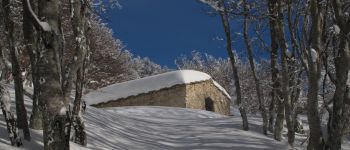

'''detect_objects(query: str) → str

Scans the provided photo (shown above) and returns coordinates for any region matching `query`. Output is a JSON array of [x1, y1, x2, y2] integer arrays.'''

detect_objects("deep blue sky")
[[104, 0, 247, 68]]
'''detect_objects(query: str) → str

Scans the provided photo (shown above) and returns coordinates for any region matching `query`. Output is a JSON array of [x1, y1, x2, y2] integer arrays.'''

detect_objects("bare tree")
[[72, 67, 87, 145], [24, 0, 69, 148], [327, 1, 350, 149], [68, 0, 90, 145], [2, 0, 31, 141], [274, 0, 295, 146], [22, 0, 43, 130], [0, 4, 21, 146], [62, 0, 89, 105], [217, 0, 249, 131], [266, 0, 285, 140], [242, 0, 267, 134], [302, 0, 325, 149], [0, 37, 22, 146]]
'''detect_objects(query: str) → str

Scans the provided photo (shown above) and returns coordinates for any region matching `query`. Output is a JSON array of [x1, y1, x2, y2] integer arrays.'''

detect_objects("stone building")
[[84, 70, 231, 115]]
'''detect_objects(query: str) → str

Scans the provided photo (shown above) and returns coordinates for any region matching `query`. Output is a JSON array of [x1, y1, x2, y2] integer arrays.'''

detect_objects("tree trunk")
[[242, 0, 267, 135], [267, 0, 279, 133], [307, 0, 324, 149], [0, 37, 22, 146], [328, 33, 350, 150], [307, 72, 323, 150], [286, 0, 303, 139], [24, 0, 70, 148], [218, 0, 249, 131], [273, 0, 295, 145], [28, 69, 43, 130], [72, 68, 87, 145], [267, 0, 284, 140], [0, 44, 11, 82], [10, 32, 31, 141], [22, 0, 43, 130], [62, 0, 89, 105], [268, 94, 275, 133], [38, 30, 69, 148], [2, 0, 31, 141], [69, 0, 89, 145], [0, 85, 22, 146], [327, 1, 350, 149], [274, 95, 285, 140], [291, 72, 303, 135]]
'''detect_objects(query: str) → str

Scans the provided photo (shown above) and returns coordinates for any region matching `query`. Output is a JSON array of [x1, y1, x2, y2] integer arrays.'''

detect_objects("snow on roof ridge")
[[84, 70, 230, 105], [212, 80, 231, 98]]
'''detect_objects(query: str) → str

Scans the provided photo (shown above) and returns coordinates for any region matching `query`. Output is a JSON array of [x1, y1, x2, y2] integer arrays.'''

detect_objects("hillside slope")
[[1, 85, 349, 149]]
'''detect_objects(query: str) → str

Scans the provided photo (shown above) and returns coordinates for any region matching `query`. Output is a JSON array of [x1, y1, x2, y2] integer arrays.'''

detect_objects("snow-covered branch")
[[25, 0, 51, 32], [199, 0, 224, 12], [310, 48, 318, 63]]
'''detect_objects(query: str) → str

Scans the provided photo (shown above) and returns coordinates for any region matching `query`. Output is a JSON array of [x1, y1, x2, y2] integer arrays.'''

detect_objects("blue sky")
[[104, 0, 249, 68]]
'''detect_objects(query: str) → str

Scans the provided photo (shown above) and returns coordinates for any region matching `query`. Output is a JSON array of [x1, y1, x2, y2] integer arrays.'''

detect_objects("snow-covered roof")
[[84, 70, 231, 105]]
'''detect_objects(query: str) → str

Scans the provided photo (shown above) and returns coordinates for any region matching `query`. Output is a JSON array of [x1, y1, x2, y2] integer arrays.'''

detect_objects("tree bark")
[[62, 0, 89, 105], [0, 43, 11, 81], [242, 0, 267, 135], [286, 0, 303, 137], [328, 33, 350, 150], [22, 0, 43, 130], [291, 72, 303, 134], [218, 0, 249, 131], [274, 0, 295, 145], [327, 1, 350, 149], [69, 0, 89, 145], [72, 68, 87, 146], [267, 0, 285, 140], [0, 85, 22, 147], [2, 0, 31, 141], [268, 94, 275, 133], [0, 28, 21, 146], [274, 94, 285, 141], [24, 0, 69, 148], [307, 0, 324, 149]]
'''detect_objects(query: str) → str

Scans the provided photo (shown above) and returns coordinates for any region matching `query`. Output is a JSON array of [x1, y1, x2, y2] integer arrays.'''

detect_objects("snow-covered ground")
[[1, 85, 350, 149]]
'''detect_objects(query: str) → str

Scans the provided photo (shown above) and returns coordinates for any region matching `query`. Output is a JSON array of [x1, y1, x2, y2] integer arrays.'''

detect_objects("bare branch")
[[24, 0, 51, 32]]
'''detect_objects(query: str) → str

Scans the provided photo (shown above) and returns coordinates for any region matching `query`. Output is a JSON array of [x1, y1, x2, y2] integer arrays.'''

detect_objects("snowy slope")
[[0, 85, 89, 150], [84, 70, 230, 105], [2, 85, 350, 150], [84, 106, 287, 150], [0, 85, 284, 150]]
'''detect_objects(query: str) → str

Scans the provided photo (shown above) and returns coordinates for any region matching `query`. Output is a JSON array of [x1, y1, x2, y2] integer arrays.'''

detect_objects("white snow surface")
[[1, 85, 350, 150], [84, 70, 230, 105], [0, 85, 288, 150]]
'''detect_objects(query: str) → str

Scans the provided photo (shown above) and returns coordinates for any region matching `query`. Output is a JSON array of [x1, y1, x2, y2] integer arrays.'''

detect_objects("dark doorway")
[[205, 97, 214, 112]]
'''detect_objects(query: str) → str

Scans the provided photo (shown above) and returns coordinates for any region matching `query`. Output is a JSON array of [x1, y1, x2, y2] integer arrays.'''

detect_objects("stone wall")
[[185, 80, 231, 115], [92, 80, 231, 116], [93, 84, 187, 108]]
